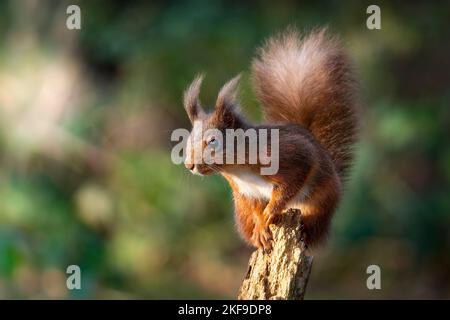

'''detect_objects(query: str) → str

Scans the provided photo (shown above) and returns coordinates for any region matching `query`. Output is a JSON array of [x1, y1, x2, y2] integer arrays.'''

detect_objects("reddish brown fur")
[[224, 174, 267, 245], [252, 27, 359, 180], [183, 27, 359, 251]]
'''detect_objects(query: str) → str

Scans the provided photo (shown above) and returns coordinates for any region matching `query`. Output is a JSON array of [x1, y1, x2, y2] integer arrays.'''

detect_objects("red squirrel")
[[182, 28, 359, 251]]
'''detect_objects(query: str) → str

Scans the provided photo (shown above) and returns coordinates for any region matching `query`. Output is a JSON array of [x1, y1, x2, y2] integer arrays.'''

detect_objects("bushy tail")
[[252, 27, 359, 180]]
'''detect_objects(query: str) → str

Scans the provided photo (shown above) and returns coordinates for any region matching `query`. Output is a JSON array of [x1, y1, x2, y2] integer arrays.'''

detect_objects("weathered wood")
[[238, 209, 313, 300]]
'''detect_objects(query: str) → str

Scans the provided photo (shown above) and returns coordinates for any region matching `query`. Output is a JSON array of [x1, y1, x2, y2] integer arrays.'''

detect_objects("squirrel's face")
[[183, 74, 240, 176]]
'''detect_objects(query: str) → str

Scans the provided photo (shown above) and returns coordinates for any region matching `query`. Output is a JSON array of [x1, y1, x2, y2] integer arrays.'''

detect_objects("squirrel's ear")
[[184, 74, 205, 122], [214, 74, 241, 125]]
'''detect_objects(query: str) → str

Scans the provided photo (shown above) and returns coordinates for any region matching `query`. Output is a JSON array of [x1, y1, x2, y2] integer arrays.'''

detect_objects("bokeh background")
[[0, 0, 449, 299]]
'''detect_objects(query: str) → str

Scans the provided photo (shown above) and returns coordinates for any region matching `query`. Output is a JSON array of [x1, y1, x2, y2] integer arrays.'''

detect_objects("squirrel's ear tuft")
[[214, 74, 241, 126], [216, 74, 241, 111], [184, 74, 205, 122]]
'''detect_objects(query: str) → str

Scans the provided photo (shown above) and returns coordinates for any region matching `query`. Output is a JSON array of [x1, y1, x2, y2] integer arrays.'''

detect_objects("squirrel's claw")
[[251, 222, 273, 252], [260, 228, 273, 252], [252, 212, 283, 252]]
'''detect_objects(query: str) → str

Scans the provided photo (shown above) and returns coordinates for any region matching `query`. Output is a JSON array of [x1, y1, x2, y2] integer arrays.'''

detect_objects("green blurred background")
[[0, 0, 449, 299]]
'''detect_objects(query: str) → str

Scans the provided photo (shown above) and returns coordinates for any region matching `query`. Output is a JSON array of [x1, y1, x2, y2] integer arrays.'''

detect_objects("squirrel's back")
[[252, 27, 359, 180]]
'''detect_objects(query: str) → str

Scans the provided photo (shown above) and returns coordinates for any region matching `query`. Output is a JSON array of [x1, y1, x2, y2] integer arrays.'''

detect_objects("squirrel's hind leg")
[[299, 178, 340, 247]]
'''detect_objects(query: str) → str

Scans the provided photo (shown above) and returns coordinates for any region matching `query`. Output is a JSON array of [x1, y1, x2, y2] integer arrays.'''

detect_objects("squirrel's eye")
[[208, 137, 218, 146]]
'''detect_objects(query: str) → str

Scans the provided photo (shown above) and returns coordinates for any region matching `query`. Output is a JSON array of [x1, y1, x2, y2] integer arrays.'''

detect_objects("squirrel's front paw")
[[264, 212, 281, 227], [251, 222, 273, 253]]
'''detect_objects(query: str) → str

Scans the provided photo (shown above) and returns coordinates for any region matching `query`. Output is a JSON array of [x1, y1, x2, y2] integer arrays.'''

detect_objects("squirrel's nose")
[[185, 163, 195, 171]]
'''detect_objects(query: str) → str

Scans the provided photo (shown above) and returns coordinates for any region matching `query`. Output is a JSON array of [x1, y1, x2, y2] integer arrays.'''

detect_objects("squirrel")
[[182, 27, 359, 251]]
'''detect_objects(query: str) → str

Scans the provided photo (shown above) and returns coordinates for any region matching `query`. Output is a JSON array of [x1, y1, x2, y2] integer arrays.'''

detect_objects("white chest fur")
[[228, 170, 310, 208], [229, 170, 273, 200]]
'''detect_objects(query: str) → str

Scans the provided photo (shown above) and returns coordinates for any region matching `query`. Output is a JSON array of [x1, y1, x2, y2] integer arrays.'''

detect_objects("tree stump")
[[238, 209, 313, 300]]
